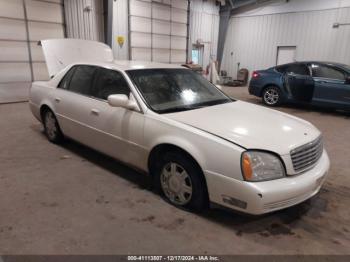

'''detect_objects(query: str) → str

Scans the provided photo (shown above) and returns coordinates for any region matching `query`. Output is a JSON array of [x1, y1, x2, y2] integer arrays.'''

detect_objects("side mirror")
[[107, 94, 139, 111]]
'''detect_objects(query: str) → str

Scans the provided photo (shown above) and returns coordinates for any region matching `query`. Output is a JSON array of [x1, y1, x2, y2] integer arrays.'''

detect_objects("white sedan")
[[29, 39, 330, 215]]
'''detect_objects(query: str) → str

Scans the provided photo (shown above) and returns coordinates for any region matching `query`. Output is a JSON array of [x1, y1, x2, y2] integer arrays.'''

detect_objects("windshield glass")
[[127, 69, 233, 114], [341, 64, 350, 72]]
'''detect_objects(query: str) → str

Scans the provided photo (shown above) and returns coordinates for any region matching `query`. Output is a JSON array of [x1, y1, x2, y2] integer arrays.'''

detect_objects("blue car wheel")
[[262, 86, 282, 106]]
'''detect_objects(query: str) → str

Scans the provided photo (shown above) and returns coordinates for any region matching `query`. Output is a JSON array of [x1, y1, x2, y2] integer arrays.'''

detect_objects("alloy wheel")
[[264, 88, 280, 105]]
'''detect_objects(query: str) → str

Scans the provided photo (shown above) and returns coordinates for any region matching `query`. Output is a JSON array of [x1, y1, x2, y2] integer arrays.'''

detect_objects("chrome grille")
[[291, 136, 323, 173]]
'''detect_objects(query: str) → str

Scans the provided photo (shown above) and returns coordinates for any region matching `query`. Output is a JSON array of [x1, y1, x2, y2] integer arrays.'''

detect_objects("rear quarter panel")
[[29, 81, 56, 122], [249, 69, 284, 97], [29, 67, 69, 122]]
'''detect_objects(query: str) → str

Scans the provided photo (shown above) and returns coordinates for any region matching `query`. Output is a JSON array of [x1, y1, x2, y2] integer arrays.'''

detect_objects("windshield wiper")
[[158, 106, 196, 114], [158, 99, 233, 114]]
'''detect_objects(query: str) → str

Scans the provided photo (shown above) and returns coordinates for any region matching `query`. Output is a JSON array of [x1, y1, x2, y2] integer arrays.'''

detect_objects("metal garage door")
[[129, 0, 189, 64], [0, 0, 64, 103], [64, 0, 105, 43]]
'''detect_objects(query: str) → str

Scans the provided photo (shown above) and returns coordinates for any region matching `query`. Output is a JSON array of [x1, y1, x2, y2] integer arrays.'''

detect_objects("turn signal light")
[[242, 153, 253, 181]]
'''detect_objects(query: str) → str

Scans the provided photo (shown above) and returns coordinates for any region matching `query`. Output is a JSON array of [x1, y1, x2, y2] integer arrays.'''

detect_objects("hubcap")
[[45, 112, 57, 139], [160, 162, 193, 206], [264, 88, 279, 105]]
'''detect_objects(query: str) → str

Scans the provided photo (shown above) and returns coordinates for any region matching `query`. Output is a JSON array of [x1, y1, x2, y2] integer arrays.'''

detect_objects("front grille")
[[291, 136, 323, 173]]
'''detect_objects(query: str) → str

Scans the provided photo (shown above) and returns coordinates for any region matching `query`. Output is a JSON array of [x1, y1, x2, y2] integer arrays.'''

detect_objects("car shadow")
[[201, 192, 329, 237], [59, 138, 152, 191], [50, 132, 329, 237]]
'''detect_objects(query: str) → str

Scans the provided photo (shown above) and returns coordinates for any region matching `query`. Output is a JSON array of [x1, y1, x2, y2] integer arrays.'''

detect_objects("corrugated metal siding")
[[128, 0, 189, 64], [0, 0, 64, 103], [189, 0, 219, 68], [221, 7, 350, 78], [113, 0, 219, 64], [64, 0, 104, 42]]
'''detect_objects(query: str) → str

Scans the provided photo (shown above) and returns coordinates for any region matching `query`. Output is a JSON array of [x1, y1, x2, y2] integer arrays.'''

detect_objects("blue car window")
[[311, 64, 345, 81], [286, 64, 309, 76]]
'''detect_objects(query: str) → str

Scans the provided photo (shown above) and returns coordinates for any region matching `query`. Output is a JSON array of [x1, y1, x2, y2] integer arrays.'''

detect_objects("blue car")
[[249, 61, 350, 110]]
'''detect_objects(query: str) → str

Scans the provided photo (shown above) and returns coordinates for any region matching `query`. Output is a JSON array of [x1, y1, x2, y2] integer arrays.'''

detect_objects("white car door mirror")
[[107, 94, 139, 111]]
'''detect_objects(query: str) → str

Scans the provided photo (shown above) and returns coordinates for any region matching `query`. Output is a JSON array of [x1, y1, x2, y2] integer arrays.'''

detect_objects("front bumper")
[[205, 150, 330, 215]]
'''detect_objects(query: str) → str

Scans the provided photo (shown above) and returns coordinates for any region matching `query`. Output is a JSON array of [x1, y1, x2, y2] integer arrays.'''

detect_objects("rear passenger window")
[[91, 69, 130, 100], [275, 65, 288, 73], [286, 64, 309, 76], [58, 67, 76, 89], [68, 65, 98, 95]]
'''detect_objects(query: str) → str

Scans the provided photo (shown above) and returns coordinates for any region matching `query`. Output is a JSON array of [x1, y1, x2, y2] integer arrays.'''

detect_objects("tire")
[[154, 151, 208, 212], [262, 86, 282, 106], [42, 109, 64, 144]]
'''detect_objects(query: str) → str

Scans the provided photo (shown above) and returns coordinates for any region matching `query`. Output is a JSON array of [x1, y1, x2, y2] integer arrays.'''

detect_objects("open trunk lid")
[[41, 39, 114, 78]]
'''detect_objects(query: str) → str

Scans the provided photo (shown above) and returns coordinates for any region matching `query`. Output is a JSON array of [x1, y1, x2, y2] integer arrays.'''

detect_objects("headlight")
[[241, 151, 285, 182]]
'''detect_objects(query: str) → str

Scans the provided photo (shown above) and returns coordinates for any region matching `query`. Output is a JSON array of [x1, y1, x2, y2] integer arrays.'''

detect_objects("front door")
[[87, 68, 147, 169], [310, 63, 350, 108]]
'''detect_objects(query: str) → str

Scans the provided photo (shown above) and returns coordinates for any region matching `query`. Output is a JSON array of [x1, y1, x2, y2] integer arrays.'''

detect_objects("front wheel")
[[262, 86, 282, 106], [156, 152, 208, 211]]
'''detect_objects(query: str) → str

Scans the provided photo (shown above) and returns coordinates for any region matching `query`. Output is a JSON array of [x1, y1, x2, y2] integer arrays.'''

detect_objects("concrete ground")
[[0, 87, 350, 255]]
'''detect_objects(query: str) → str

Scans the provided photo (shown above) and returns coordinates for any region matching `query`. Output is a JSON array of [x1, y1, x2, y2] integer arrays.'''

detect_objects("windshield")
[[341, 64, 350, 72], [127, 69, 233, 114]]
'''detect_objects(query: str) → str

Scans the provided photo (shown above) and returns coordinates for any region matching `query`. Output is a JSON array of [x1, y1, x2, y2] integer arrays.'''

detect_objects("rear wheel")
[[42, 110, 64, 143], [262, 86, 282, 106], [155, 151, 208, 211]]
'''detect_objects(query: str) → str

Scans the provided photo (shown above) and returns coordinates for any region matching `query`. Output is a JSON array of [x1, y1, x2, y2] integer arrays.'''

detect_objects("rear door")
[[284, 63, 315, 102], [54, 65, 99, 146], [310, 63, 350, 108]]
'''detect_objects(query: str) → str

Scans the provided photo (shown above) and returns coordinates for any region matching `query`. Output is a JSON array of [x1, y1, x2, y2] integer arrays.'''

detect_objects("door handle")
[[91, 109, 100, 116], [54, 98, 61, 103]]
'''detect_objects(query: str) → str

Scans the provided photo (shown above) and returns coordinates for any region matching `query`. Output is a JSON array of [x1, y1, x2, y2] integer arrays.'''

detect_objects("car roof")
[[70, 60, 185, 71], [275, 61, 349, 68], [113, 60, 184, 70]]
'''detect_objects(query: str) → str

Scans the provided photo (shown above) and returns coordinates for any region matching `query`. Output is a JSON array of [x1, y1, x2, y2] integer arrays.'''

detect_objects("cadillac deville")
[[29, 39, 330, 215]]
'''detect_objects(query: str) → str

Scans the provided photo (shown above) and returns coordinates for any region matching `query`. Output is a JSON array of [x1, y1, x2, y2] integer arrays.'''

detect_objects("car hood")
[[166, 101, 321, 156]]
